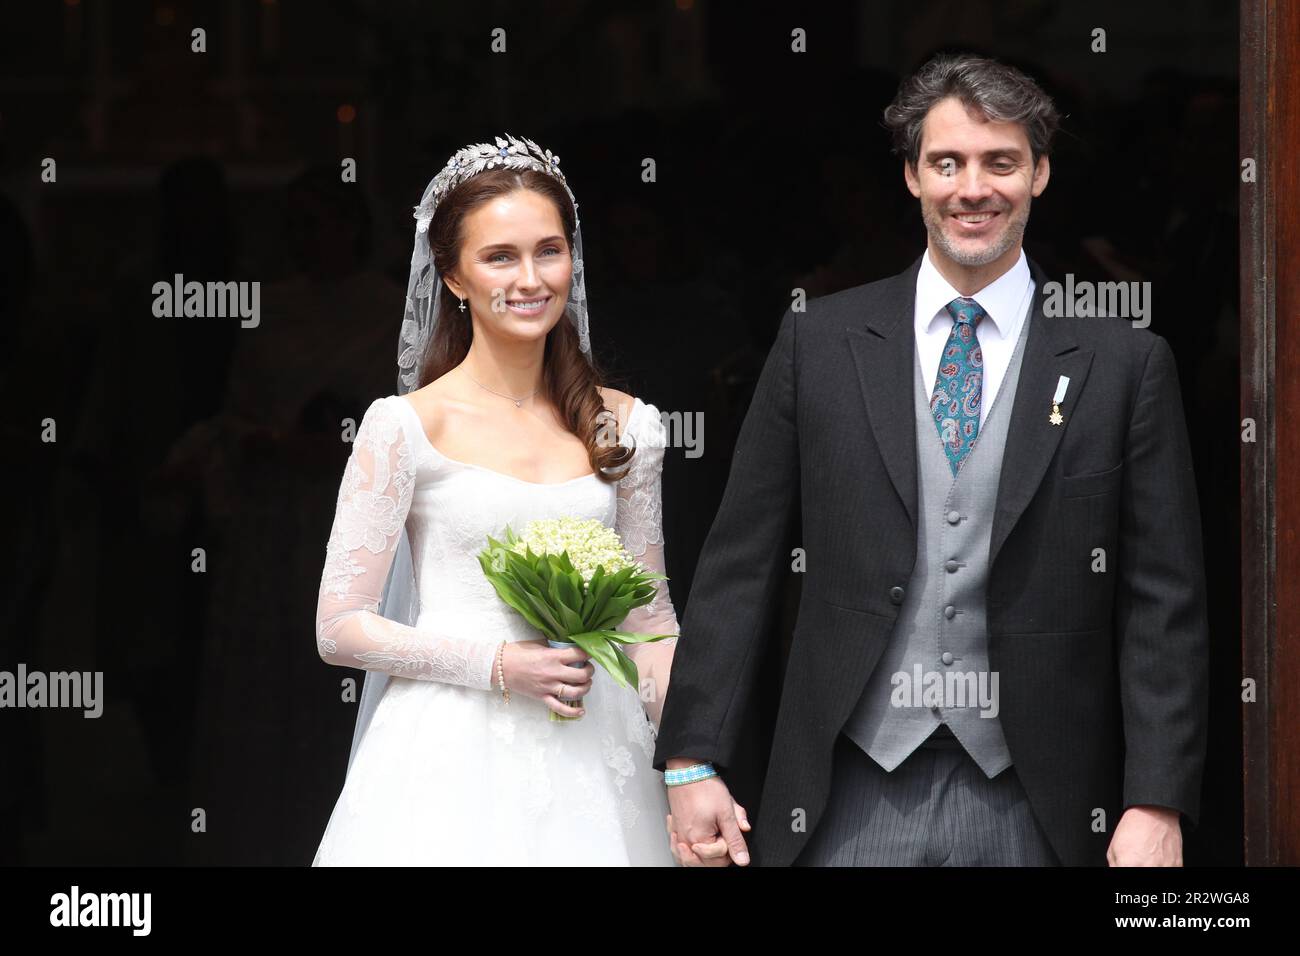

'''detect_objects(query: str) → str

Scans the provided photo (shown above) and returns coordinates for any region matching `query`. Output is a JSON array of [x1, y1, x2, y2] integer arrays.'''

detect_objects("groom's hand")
[[664, 759, 751, 866], [1106, 805, 1184, 866], [666, 802, 750, 866]]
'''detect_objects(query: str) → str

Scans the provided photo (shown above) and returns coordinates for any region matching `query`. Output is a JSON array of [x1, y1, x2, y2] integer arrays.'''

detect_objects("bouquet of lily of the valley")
[[477, 517, 676, 721]]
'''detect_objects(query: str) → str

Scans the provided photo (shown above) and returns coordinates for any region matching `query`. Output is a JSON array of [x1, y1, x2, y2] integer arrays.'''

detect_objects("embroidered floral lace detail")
[[613, 400, 680, 732], [315, 397, 496, 690]]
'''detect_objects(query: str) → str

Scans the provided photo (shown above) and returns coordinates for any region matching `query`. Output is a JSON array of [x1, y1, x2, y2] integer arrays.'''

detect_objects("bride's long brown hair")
[[417, 167, 633, 483]]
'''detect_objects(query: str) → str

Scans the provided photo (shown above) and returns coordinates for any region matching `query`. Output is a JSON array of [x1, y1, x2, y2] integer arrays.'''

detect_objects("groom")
[[654, 53, 1208, 866]]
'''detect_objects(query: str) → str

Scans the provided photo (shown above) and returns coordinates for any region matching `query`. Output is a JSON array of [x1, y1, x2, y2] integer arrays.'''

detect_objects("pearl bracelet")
[[495, 641, 509, 703]]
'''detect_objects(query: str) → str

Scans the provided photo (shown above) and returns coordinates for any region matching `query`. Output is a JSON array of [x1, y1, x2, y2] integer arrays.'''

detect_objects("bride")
[[311, 135, 681, 865]]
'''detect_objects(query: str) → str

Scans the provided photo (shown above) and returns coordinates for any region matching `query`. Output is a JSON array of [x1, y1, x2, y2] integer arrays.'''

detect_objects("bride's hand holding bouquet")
[[479, 517, 676, 721]]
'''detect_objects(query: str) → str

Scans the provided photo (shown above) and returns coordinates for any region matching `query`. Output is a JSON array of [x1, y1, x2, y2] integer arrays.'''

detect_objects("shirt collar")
[[916, 247, 1031, 339]]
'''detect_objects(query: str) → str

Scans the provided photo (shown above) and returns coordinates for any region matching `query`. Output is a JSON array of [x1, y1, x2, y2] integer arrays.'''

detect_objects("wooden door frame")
[[1240, 0, 1298, 866]]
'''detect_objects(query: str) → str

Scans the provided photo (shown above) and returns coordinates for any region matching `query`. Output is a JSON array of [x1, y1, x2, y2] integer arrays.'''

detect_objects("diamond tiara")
[[412, 133, 578, 231]]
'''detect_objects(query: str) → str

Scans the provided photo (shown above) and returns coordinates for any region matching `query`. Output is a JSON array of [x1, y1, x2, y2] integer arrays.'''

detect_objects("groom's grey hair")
[[883, 53, 1062, 170]]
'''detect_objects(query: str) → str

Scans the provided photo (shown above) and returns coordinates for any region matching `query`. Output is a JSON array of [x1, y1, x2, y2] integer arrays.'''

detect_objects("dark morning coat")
[[653, 253, 1209, 867]]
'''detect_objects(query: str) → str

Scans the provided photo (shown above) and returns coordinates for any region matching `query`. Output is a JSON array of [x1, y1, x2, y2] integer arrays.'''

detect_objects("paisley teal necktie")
[[930, 297, 985, 476]]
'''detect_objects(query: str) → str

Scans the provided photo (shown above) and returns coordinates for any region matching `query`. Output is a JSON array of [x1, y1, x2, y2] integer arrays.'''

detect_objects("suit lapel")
[[988, 258, 1094, 571], [844, 254, 1095, 573], [847, 258, 922, 533]]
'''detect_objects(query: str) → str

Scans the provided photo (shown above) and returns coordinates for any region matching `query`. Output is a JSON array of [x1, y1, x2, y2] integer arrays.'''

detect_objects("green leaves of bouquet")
[[476, 518, 675, 691]]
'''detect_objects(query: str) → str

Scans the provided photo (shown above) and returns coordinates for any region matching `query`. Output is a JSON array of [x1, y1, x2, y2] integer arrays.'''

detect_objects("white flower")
[[510, 516, 639, 583]]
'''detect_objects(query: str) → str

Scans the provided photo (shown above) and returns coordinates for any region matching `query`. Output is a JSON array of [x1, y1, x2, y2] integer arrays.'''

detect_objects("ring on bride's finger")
[[555, 682, 566, 700]]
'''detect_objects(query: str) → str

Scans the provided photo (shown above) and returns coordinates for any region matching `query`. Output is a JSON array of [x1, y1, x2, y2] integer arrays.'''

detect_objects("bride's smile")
[[504, 295, 551, 315]]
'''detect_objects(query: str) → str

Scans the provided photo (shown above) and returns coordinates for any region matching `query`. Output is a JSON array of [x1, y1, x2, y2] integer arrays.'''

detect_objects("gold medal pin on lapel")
[[1049, 375, 1069, 425]]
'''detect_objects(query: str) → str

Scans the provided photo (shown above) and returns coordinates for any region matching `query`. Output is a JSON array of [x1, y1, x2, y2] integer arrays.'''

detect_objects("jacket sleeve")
[[652, 307, 801, 773], [1114, 336, 1210, 826]]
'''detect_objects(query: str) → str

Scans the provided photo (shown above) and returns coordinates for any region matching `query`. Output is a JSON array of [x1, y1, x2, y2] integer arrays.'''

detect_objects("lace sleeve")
[[615, 399, 680, 729], [315, 397, 497, 690]]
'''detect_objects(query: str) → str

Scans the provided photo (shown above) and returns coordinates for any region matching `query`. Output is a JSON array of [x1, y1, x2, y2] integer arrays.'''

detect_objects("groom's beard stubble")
[[922, 194, 1031, 267]]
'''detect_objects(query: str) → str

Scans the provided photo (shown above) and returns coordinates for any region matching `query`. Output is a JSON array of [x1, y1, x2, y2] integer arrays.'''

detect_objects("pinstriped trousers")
[[794, 731, 1059, 866]]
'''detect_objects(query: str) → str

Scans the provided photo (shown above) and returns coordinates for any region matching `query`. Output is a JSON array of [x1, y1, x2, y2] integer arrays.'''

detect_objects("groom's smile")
[[950, 208, 1002, 231], [945, 205, 1010, 246]]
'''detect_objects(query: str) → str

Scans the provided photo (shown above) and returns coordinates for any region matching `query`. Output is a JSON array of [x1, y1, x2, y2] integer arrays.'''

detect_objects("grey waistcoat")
[[841, 306, 1032, 778]]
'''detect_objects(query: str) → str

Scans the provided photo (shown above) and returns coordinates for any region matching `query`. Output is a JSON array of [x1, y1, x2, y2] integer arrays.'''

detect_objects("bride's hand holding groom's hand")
[[499, 639, 594, 718], [664, 763, 751, 867]]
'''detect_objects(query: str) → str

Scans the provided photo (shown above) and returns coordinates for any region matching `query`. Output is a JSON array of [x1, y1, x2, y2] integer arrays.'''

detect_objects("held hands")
[[660, 767, 1184, 866], [1106, 805, 1184, 866], [663, 763, 751, 866], [499, 639, 593, 718]]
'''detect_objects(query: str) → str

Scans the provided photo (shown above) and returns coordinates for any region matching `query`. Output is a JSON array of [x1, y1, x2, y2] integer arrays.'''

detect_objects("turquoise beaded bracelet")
[[664, 762, 718, 787]]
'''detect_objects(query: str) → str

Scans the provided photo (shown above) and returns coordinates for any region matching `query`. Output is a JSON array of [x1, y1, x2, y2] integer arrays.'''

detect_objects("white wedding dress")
[[311, 393, 680, 865]]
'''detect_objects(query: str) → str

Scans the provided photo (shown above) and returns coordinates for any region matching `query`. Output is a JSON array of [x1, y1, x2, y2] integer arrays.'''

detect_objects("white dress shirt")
[[914, 248, 1035, 430]]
